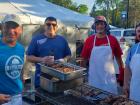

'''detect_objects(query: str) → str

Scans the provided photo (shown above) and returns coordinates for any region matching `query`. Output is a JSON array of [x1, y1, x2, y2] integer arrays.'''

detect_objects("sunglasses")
[[46, 23, 57, 27], [95, 22, 105, 26]]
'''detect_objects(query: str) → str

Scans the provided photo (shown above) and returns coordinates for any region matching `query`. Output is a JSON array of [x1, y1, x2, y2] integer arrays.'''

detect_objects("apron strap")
[[93, 35, 96, 47], [135, 43, 140, 54], [106, 35, 111, 47]]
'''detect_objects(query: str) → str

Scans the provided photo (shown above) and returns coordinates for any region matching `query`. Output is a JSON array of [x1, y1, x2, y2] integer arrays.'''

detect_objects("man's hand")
[[0, 94, 11, 104], [41, 56, 54, 64]]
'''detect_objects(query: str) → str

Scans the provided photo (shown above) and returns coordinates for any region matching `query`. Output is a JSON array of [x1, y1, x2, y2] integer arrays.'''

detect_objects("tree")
[[128, 0, 140, 27], [69, 3, 77, 11], [90, 0, 125, 27], [93, 0, 110, 22], [95, 0, 122, 22], [47, 0, 88, 14], [90, 4, 96, 17], [77, 4, 88, 14]]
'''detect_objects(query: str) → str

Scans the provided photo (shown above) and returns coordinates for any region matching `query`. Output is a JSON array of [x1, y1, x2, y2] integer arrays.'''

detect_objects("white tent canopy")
[[0, 0, 94, 26]]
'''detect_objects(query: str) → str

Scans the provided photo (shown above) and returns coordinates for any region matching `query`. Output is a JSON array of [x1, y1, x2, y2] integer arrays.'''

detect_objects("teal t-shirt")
[[0, 40, 24, 95]]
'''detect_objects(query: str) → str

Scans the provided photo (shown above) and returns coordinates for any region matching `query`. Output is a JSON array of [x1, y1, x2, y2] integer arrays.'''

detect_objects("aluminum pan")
[[38, 62, 86, 81]]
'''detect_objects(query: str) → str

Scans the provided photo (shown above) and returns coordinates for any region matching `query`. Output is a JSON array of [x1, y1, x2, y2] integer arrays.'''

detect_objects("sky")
[[73, 0, 95, 14]]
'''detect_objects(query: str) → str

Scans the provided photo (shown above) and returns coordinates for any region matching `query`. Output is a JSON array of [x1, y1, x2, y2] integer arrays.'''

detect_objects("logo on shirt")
[[37, 38, 47, 45], [5, 55, 23, 79]]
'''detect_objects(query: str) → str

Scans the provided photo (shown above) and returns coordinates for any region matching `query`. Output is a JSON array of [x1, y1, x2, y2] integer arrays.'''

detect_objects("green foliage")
[[90, 0, 140, 28], [69, 3, 77, 11], [47, 0, 88, 14], [90, 0, 126, 28], [47, 0, 72, 7], [128, 0, 140, 27], [77, 4, 88, 14]]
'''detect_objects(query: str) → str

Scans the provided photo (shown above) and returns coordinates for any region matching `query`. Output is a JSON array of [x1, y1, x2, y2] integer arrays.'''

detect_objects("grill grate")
[[55, 94, 95, 105], [73, 84, 102, 96], [24, 84, 140, 105]]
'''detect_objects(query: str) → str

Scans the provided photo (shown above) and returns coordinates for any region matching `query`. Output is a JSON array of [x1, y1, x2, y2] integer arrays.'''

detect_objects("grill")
[[69, 84, 140, 105], [55, 95, 95, 105], [23, 83, 140, 105]]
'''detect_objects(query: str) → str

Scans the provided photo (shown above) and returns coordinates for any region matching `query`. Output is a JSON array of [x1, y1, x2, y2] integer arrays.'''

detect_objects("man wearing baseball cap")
[[0, 14, 24, 105], [81, 16, 124, 94]]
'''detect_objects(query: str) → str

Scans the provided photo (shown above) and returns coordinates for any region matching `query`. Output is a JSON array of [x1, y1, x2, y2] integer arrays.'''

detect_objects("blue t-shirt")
[[0, 40, 24, 95], [26, 34, 71, 87], [125, 42, 140, 66]]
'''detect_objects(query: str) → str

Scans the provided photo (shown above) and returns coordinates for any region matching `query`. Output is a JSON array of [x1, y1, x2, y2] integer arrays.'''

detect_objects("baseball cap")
[[95, 16, 107, 23], [2, 14, 22, 26]]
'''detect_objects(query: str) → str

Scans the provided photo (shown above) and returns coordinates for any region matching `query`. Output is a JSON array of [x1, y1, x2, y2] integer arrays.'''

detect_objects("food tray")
[[40, 73, 84, 93], [38, 62, 86, 81]]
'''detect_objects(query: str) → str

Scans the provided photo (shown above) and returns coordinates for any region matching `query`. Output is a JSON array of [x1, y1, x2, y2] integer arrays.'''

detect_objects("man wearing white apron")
[[124, 23, 140, 102], [89, 35, 118, 94], [130, 43, 140, 101], [81, 16, 124, 95]]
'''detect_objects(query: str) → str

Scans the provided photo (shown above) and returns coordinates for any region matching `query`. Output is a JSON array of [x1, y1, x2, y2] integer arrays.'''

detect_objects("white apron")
[[2, 94, 22, 105], [88, 35, 118, 94], [130, 43, 140, 102]]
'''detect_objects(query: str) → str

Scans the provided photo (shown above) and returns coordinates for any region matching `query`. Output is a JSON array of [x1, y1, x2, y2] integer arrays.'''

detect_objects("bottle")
[[49, 49, 54, 56], [48, 49, 54, 63]]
